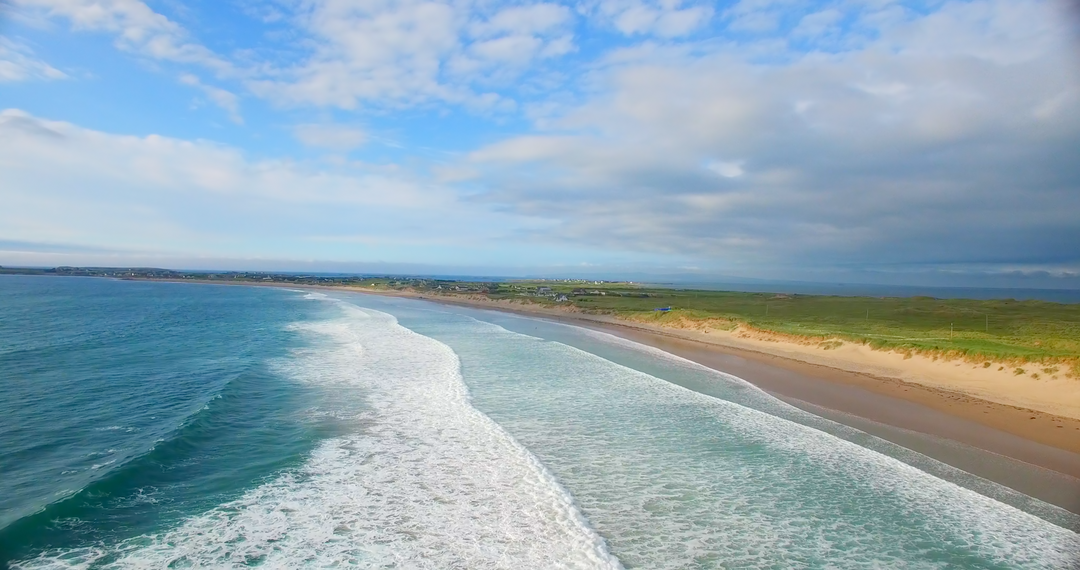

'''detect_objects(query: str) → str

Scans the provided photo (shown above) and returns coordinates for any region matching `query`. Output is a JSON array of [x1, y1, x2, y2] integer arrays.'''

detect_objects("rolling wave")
[[9, 297, 621, 569], [0, 363, 312, 566]]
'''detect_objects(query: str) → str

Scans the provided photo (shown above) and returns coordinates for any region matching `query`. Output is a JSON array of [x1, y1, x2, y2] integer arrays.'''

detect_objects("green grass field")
[[469, 281, 1080, 371]]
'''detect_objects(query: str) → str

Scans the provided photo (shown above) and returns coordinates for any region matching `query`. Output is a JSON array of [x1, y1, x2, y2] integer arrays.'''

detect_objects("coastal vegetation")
[[479, 280, 1080, 375]]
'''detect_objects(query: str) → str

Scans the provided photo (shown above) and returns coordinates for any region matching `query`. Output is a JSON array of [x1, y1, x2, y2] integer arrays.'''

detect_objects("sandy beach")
[[143, 280, 1080, 514], [395, 293, 1080, 445], [349, 288, 1080, 514], [571, 319, 1080, 514]]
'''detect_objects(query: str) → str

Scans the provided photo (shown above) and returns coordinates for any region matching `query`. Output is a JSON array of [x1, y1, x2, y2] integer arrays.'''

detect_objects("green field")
[[470, 281, 1080, 373]]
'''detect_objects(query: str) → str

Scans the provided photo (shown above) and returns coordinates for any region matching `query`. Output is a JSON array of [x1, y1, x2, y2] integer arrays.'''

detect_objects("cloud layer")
[[1, 0, 1078, 280], [0, 37, 67, 81], [467, 0, 1080, 272], [0, 109, 515, 262]]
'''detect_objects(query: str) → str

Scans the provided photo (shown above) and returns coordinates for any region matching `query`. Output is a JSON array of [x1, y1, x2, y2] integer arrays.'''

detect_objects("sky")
[[1, 0, 1079, 287]]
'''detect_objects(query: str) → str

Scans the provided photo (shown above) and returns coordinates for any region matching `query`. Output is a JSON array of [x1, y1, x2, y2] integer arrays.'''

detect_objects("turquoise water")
[[1, 277, 1077, 568]]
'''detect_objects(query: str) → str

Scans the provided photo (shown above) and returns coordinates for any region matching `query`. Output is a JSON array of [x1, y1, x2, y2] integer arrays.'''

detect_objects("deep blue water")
[[0, 277, 347, 565], [0, 276, 1077, 568]]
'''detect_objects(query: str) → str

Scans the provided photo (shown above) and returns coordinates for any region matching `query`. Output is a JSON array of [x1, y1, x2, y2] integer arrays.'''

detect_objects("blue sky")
[[1, 0, 1078, 286]]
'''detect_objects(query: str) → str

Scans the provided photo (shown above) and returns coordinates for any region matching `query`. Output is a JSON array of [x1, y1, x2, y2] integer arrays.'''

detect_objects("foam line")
[[13, 296, 621, 569], [416, 313, 1080, 567]]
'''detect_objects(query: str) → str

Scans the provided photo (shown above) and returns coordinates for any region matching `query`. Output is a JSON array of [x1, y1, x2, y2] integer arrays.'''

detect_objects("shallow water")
[[1, 277, 1077, 568]]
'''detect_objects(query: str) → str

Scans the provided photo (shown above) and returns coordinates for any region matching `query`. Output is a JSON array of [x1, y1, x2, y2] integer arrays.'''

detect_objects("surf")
[[10, 295, 620, 569], [399, 306, 1080, 568], [6, 285, 1078, 569]]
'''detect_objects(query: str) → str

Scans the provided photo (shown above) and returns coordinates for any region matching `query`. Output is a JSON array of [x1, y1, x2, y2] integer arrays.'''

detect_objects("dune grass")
[[480, 282, 1080, 372]]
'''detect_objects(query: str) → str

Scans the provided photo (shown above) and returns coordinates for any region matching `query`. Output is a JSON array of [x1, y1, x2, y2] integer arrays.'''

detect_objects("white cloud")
[[0, 108, 613, 267], [8, 0, 577, 112], [260, 0, 461, 107], [464, 0, 1080, 269], [6, 0, 1078, 275], [179, 74, 243, 124], [879, 0, 1065, 65], [10, 0, 231, 73], [590, 0, 713, 37], [0, 37, 67, 82], [727, 10, 779, 33], [246, 0, 577, 109], [470, 35, 544, 64], [706, 160, 744, 178], [722, 0, 795, 33], [293, 123, 367, 150], [792, 9, 843, 38], [854, 81, 910, 98], [471, 3, 571, 37], [0, 108, 436, 204], [0, 109, 474, 254]]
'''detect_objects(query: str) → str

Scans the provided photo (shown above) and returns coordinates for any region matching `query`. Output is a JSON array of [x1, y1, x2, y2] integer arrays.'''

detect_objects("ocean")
[[1, 275, 1077, 568]]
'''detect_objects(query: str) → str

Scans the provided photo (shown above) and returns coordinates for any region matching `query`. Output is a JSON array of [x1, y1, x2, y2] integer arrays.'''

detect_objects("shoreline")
[[395, 293, 1080, 449], [561, 317, 1080, 514], [332, 287, 1080, 512], [32, 276, 1080, 514]]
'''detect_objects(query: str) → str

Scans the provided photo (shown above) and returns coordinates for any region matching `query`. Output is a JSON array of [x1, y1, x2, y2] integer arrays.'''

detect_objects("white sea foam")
[[529, 316, 1080, 527], [434, 316, 1080, 569], [13, 299, 621, 569], [16, 298, 1080, 569]]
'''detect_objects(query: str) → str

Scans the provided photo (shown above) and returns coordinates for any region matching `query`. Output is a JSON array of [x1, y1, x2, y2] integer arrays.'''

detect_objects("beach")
[[3, 275, 1078, 568], [573, 320, 1080, 512], [340, 287, 1080, 514], [98, 278, 1080, 515]]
